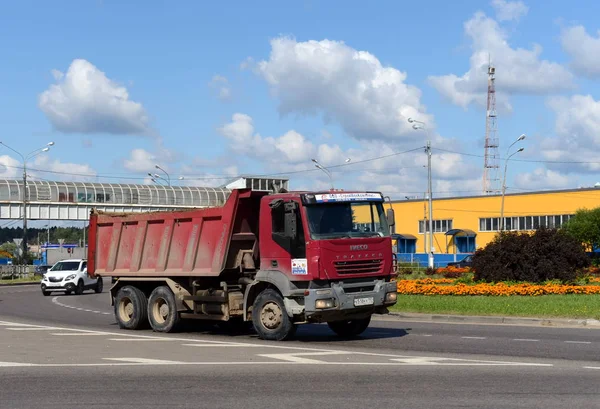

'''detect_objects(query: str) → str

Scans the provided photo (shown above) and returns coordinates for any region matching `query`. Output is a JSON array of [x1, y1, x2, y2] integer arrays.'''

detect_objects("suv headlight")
[[65, 274, 76, 281]]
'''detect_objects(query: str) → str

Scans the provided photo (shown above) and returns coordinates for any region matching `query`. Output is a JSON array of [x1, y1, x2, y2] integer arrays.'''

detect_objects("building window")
[[478, 214, 574, 232], [419, 219, 453, 233]]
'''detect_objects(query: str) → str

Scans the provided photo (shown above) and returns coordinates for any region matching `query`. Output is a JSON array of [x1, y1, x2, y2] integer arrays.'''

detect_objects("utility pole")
[[0, 141, 54, 263], [426, 141, 434, 269]]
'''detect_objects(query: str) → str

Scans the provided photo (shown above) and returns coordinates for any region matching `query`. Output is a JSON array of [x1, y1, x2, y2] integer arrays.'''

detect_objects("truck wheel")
[[252, 289, 296, 341], [114, 286, 149, 330], [147, 286, 181, 333], [95, 278, 103, 293], [327, 316, 371, 338]]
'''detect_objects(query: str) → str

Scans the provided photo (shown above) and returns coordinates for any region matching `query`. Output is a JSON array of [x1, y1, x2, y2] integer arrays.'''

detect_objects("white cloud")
[[491, 0, 528, 22], [561, 25, 600, 78], [209, 75, 232, 101], [539, 94, 600, 173], [254, 37, 435, 143], [123, 148, 157, 173], [218, 113, 316, 164], [38, 59, 150, 135], [514, 168, 574, 190], [0, 155, 20, 178], [428, 12, 574, 110], [32, 155, 97, 182]]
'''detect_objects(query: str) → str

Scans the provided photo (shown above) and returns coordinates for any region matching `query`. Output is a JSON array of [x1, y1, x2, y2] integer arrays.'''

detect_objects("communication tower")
[[483, 62, 500, 194]]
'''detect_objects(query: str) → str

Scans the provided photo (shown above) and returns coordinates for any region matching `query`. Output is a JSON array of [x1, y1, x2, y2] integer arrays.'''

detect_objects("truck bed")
[[87, 189, 263, 278]]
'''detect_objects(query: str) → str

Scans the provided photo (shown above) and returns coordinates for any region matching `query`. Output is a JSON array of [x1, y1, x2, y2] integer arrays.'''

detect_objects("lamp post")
[[408, 118, 434, 268], [155, 164, 171, 186], [0, 141, 54, 262], [500, 134, 526, 231], [311, 158, 351, 190]]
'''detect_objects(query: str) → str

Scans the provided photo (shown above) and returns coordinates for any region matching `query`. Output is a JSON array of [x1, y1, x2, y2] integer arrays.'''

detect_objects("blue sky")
[[2, 0, 600, 199]]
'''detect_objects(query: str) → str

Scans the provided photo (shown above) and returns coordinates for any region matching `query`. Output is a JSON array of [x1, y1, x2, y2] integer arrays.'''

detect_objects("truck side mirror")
[[386, 208, 395, 227]]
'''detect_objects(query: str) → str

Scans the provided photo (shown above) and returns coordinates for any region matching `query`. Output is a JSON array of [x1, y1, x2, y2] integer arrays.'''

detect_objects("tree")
[[563, 207, 600, 251], [0, 242, 18, 257]]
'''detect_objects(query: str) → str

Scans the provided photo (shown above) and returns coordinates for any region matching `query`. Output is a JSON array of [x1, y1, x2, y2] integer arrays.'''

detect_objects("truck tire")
[[327, 316, 371, 338], [252, 289, 296, 341], [114, 285, 149, 330], [147, 286, 181, 333]]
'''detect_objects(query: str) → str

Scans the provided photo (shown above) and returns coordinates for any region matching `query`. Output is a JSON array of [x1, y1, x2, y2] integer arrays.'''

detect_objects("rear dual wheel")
[[147, 286, 181, 333], [114, 285, 181, 333]]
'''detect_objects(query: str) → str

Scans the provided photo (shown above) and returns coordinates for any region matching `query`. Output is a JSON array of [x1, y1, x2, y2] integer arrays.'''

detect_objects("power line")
[[433, 147, 600, 165]]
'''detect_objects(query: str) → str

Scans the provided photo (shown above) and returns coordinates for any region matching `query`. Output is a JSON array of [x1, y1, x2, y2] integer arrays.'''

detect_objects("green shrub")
[[472, 227, 590, 284]]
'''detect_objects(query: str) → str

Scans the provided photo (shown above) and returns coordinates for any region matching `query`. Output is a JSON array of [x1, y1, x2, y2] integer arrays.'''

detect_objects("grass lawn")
[[390, 294, 600, 320], [0, 275, 41, 285]]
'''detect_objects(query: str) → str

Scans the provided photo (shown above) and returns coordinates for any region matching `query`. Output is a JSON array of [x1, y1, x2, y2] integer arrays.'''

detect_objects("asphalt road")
[[1, 281, 599, 408]]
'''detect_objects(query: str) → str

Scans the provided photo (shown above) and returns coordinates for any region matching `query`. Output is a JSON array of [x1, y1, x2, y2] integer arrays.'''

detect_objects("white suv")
[[41, 259, 103, 296]]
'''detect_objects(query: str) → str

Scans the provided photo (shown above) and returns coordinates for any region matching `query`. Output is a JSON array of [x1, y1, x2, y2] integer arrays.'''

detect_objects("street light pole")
[[500, 147, 525, 231], [311, 158, 351, 190], [155, 165, 171, 186], [499, 134, 525, 231], [0, 141, 54, 262], [426, 140, 434, 269]]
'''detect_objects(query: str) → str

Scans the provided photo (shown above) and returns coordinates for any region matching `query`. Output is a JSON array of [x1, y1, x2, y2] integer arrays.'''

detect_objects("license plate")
[[353, 297, 374, 307]]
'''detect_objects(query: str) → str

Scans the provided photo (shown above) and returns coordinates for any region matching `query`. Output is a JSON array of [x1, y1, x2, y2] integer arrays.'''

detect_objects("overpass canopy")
[[0, 177, 289, 208]]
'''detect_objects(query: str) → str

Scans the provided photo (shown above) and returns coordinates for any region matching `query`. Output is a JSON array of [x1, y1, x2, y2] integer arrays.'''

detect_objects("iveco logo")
[[350, 245, 368, 251]]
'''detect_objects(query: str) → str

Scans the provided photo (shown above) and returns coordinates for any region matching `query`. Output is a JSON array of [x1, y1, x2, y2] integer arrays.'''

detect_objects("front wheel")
[[74, 279, 84, 295], [251, 289, 296, 341], [327, 316, 371, 338], [114, 286, 149, 330], [147, 286, 181, 333], [42, 290, 51, 296]]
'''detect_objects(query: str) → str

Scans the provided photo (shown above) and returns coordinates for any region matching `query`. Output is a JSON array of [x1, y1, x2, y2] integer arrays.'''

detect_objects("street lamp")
[[0, 141, 54, 262], [155, 164, 171, 186], [500, 135, 526, 231], [311, 158, 350, 189]]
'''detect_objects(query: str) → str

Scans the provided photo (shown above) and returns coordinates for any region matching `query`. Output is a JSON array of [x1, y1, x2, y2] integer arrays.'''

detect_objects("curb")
[[382, 312, 600, 328], [0, 281, 40, 287]]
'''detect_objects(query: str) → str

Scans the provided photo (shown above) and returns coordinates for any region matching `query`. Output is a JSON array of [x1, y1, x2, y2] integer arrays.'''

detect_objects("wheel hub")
[[260, 301, 282, 330]]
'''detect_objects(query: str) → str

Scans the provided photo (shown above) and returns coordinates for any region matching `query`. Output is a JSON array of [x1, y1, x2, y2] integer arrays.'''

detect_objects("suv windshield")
[[305, 201, 390, 240], [50, 261, 81, 272]]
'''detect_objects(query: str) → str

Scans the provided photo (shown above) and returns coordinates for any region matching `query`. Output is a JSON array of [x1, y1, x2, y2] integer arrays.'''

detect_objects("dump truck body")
[[88, 187, 398, 340]]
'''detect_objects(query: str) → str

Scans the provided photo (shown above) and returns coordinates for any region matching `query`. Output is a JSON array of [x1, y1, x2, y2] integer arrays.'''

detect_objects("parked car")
[[40, 259, 103, 296], [446, 255, 473, 268]]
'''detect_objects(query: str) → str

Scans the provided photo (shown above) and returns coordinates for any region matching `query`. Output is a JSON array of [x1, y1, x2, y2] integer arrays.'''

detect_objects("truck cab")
[[246, 190, 398, 340]]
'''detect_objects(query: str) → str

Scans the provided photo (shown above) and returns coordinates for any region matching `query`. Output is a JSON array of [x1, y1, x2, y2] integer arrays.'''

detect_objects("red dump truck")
[[88, 187, 398, 341]]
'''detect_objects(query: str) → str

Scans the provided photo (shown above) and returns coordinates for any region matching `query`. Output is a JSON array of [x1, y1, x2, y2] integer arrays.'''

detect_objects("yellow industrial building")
[[383, 187, 600, 256]]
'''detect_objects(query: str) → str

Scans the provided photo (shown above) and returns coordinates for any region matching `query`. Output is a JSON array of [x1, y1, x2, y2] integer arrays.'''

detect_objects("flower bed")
[[397, 280, 600, 296]]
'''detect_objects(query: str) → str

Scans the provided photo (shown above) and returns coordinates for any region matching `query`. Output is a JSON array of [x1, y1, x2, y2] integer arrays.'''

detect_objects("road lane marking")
[[7, 327, 58, 331], [584, 366, 600, 370], [103, 358, 184, 364], [108, 338, 176, 342], [51, 333, 109, 336], [565, 341, 592, 344], [258, 351, 350, 364], [0, 361, 35, 367], [51, 296, 112, 315], [513, 339, 540, 342], [183, 343, 262, 347], [461, 336, 487, 340]]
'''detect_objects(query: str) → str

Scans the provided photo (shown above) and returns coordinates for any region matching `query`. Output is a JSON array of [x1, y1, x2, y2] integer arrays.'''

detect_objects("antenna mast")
[[483, 61, 500, 194]]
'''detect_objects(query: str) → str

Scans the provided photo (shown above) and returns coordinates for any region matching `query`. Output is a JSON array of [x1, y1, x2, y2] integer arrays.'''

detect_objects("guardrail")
[[0, 265, 37, 281]]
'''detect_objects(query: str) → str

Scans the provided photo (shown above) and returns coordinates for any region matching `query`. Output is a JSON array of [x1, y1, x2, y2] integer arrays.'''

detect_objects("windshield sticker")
[[314, 193, 383, 202], [291, 258, 308, 275]]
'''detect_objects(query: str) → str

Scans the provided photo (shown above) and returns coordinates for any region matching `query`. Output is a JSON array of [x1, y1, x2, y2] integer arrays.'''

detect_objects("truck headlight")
[[385, 292, 398, 303], [315, 299, 335, 309], [65, 274, 76, 281]]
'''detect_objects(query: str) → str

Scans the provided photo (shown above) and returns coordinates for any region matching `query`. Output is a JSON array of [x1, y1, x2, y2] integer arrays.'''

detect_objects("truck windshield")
[[305, 201, 390, 240]]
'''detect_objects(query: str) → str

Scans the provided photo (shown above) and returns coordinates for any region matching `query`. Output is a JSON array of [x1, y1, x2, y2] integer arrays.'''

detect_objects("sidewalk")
[[380, 311, 600, 328]]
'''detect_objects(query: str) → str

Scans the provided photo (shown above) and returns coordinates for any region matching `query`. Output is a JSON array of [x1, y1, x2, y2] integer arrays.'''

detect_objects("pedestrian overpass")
[[0, 177, 289, 221]]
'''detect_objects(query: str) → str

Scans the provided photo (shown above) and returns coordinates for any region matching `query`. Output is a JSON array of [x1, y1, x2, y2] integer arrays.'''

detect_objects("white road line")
[[584, 366, 600, 370], [51, 333, 109, 336], [103, 358, 184, 364], [461, 336, 487, 340], [51, 296, 111, 315], [6, 327, 56, 331], [258, 351, 353, 364], [183, 343, 262, 348], [108, 338, 175, 342], [0, 361, 35, 367], [513, 339, 540, 342], [565, 341, 592, 344]]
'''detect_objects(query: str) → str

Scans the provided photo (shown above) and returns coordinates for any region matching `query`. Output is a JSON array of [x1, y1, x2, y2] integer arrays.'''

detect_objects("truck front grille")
[[334, 259, 383, 275]]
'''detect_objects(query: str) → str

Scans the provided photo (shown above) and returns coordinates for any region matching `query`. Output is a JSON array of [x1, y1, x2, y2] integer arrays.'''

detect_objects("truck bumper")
[[302, 279, 397, 323]]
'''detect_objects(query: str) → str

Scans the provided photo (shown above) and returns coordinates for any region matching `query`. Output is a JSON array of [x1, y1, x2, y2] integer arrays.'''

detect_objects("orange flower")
[[396, 280, 600, 296]]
